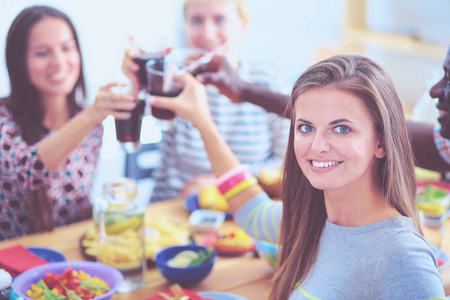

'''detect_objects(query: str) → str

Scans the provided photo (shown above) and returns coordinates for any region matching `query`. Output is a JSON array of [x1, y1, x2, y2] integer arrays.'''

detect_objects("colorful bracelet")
[[216, 164, 257, 201], [216, 164, 252, 187], [217, 166, 255, 195], [223, 177, 258, 201]]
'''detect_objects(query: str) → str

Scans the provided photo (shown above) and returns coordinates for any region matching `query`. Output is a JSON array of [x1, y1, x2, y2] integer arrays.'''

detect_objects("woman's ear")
[[375, 135, 386, 159]]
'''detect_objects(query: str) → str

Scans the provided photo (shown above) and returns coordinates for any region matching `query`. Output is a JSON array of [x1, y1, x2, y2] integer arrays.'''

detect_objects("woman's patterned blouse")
[[0, 106, 103, 240]]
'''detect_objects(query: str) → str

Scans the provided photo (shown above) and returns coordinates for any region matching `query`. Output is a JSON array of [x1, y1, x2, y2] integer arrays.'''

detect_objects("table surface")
[[0, 199, 273, 300], [2, 198, 450, 299]]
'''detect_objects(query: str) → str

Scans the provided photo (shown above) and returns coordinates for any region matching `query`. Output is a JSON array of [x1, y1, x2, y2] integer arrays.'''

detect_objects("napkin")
[[0, 244, 48, 277], [146, 288, 213, 300]]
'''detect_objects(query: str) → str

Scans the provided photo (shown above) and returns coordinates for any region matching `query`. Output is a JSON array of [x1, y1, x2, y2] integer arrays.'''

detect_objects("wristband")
[[217, 167, 255, 195], [223, 177, 258, 201], [216, 164, 252, 187]]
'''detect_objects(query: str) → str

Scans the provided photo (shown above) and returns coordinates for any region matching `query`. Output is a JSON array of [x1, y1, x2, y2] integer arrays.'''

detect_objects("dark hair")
[[4, 5, 86, 144]]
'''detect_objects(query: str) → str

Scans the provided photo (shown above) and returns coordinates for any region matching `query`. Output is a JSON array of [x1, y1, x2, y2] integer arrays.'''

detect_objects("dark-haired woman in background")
[[0, 5, 136, 240]]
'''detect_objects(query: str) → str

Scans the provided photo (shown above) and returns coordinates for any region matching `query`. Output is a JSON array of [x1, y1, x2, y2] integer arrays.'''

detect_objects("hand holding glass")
[[146, 48, 211, 131]]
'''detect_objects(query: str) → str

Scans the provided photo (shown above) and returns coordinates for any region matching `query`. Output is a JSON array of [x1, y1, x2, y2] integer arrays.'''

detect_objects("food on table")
[[416, 184, 450, 216], [81, 217, 191, 261], [145, 217, 192, 260], [212, 227, 255, 255], [198, 186, 230, 212], [147, 286, 214, 300], [98, 228, 145, 270], [258, 166, 283, 199], [415, 167, 441, 182], [167, 248, 214, 268], [26, 267, 110, 300], [0, 269, 12, 300]]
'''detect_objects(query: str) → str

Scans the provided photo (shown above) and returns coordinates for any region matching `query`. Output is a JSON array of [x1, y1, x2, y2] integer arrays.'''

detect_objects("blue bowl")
[[27, 247, 66, 263], [155, 244, 217, 287]]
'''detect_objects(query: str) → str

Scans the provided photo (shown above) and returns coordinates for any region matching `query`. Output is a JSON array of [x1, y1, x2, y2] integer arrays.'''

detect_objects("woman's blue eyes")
[[298, 124, 314, 133], [334, 125, 351, 134]]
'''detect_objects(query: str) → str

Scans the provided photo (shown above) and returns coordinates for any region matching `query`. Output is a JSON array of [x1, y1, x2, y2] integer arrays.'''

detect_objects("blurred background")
[[1, 0, 449, 201]]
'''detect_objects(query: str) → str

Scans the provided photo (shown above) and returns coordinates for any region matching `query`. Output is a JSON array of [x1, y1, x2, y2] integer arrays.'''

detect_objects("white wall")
[[0, 0, 448, 201]]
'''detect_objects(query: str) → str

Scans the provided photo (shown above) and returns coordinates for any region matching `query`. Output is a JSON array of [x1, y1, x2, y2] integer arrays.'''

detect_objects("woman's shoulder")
[[372, 218, 445, 298], [379, 216, 435, 264]]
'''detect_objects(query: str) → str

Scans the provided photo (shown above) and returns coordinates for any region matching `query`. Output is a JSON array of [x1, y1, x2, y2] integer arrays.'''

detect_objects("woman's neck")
[[41, 95, 70, 130], [324, 181, 400, 227]]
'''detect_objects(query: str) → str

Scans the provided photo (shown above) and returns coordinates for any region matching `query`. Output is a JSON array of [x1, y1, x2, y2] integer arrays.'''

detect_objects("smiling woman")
[[0, 5, 137, 241], [26, 17, 81, 103], [148, 54, 447, 299], [294, 87, 386, 195]]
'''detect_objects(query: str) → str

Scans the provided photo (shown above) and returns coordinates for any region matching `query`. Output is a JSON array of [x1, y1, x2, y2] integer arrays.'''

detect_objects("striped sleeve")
[[434, 123, 450, 165], [235, 192, 282, 244]]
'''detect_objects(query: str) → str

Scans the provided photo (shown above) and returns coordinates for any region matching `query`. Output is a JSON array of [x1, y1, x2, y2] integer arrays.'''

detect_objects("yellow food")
[[213, 227, 255, 255], [199, 186, 229, 212], [81, 217, 191, 261]]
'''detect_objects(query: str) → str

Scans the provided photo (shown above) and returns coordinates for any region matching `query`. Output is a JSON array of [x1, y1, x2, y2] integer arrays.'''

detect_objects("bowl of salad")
[[12, 261, 123, 300]]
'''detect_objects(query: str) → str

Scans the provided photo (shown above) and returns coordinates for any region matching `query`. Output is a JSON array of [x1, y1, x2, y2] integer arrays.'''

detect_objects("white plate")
[[432, 247, 449, 271], [198, 291, 249, 300]]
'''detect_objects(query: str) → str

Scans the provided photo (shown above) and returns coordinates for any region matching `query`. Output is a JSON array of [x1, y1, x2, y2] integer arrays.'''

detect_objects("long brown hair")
[[4, 5, 86, 144], [271, 55, 418, 299]]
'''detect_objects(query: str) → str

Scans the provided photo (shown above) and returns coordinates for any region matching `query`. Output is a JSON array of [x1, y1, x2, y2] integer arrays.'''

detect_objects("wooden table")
[[0, 199, 273, 300], [2, 199, 450, 298]]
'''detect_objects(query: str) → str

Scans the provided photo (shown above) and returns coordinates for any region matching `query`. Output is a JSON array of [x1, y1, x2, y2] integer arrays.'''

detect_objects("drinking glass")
[[145, 48, 210, 131], [134, 52, 165, 93], [114, 96, 146, 153], [96, 178, 145, 293], [417, 183, 450, 248]]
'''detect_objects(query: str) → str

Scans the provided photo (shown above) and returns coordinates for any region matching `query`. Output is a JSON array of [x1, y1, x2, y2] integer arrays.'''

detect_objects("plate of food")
[[198, 291, 249, 300], [80, 216, 192, 265]]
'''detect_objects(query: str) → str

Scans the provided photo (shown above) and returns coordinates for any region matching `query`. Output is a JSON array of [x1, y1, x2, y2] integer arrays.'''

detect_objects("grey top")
[[236, 193, 446, 299]]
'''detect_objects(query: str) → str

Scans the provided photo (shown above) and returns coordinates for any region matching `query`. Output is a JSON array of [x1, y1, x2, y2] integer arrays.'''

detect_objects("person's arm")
[[196, 55, 290, 117], [407, 121, 450, 173], [39, 82, 136, 171], [151, 73, 264, 214], [152, 73, 284, 242]]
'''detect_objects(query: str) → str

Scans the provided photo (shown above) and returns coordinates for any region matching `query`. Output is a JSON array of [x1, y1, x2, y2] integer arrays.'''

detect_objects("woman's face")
[[294, 87, 385, 192], [184, 1, 246, 53], [26, 17, 81, 101], [429, 46, 450, 139]]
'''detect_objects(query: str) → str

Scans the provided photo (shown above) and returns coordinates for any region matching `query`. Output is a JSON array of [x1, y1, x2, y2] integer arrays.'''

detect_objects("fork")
[[169, 284, 190, 300]]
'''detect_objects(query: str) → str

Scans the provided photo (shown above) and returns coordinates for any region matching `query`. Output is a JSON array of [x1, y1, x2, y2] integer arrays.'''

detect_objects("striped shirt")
[[434, 123, 450, 165], [151, 61, 290, 202]]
